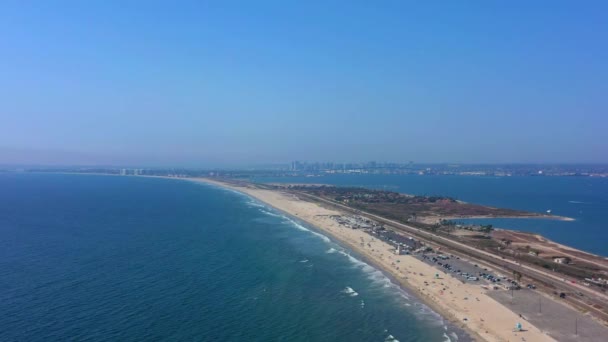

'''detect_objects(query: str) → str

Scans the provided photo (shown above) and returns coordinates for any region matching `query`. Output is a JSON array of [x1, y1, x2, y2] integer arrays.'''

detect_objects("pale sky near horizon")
[[1, 1, 607, 167]]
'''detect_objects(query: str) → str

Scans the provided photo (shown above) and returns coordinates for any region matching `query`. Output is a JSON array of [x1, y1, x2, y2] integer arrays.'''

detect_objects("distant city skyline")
[[1, 2, 607, 166], [6, 161, 608, 179]]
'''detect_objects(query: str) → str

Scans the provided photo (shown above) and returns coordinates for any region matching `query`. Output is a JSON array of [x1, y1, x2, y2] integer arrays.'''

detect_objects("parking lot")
[[414, 252, 528, 290], [488, 289, 606, 342]]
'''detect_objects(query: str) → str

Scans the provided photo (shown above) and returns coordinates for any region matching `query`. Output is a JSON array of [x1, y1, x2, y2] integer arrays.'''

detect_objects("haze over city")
[[1, 1, 607, 166]]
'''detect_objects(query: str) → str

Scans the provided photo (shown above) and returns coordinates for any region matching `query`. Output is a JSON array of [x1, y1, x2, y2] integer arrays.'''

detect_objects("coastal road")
[[293, 190, 608, 322]]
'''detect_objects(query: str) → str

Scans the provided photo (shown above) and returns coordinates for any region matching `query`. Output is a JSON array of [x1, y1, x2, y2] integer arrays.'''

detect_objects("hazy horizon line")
[[3, 161, 608, 170]]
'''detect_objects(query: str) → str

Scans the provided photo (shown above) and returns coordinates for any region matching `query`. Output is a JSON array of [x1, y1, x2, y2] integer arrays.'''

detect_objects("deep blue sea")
[[255, 174, 608, 256], [0, 173, 466, 341]]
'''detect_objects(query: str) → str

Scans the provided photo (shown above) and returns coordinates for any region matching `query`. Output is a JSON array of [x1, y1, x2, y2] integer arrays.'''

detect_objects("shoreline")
[[194, 178, 475, 338], [32, 173, 605, 339], [248, 193, 469, 337], [222, 185, 475, 339], [191, 177, 555, 342]]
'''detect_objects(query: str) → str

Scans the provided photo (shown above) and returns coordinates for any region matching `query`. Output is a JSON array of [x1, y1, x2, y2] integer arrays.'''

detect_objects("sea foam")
[[259, 209, 282, 218], [255, 203, 333, 244], [385, 334, 399, 342], [443, 331, 459, 342], [342, 286, 359, 297], [283, 217, 331, 243], [336, 250, 445, 324]]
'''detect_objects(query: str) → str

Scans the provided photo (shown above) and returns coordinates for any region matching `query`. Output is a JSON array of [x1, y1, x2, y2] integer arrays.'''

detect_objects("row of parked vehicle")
[[478, 272, 502, 283], [422, 255, 480, 280], [422, 254, 539, 289]]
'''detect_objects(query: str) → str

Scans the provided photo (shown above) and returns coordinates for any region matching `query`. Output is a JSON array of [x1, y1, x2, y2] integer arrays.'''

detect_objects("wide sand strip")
[[194, 178, 555, 342]]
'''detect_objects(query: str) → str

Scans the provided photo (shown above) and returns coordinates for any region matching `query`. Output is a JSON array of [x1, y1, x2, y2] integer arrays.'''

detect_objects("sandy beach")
[[193, 177, 555, 342]]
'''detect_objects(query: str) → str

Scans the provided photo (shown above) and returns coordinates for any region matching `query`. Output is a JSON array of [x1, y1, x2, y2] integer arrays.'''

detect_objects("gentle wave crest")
[[283, 217, 332, 243], [342, 286, 359, 297], [443, 331, 459, 342], [254, 202, 333, 244], [259, 209, 282, 218], [336, 250, 445, 324], [385, 334, 399, 342]]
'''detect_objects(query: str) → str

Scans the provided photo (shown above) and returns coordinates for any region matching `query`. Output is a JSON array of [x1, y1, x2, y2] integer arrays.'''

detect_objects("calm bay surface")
[[0, 173, 465, 341], [255, 174, 608, 256]]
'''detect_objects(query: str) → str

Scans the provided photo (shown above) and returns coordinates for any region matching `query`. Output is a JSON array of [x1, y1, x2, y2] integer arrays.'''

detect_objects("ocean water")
[[254, 174, 608, 256], [0, 173, 467, 341]]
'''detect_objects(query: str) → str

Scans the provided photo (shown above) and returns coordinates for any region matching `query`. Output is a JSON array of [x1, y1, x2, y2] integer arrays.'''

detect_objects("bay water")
[[255, 174, 608, 256]]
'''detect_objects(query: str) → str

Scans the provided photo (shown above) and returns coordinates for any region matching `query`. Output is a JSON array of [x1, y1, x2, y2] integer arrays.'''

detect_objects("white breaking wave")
[[568, 200, 585, 204], [284, 217, 331, 243], [260, 209, 282, 218], [256, 205, 333, 244], [326, 247, 337, 254], [222, 186, 249, 199], [385, 334, 399, 342], [245, 197, 334, 247], [247, 201, 266, 208], [336, 250, 445, 325], [338, 250, 408, 296], [342, 286, 359, 297], [299, 259, 309, 263], [412, 302, 444, 323]]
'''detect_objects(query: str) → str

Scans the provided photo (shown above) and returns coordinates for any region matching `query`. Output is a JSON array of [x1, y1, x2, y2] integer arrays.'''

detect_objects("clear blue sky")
[[1, 1, 606, 166]]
